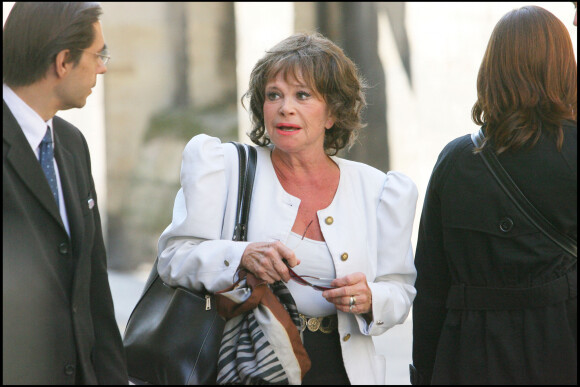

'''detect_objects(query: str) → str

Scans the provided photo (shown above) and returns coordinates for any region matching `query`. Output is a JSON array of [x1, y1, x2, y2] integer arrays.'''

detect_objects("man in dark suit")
[[3, 3, 128, 384]]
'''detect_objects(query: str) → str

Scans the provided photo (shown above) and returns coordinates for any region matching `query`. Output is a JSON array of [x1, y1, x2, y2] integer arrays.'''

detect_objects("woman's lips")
[[276, 123, 301, 132]]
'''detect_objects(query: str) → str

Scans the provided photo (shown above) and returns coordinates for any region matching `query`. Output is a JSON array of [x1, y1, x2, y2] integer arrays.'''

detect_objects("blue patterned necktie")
[[39, 126, 59, 209]]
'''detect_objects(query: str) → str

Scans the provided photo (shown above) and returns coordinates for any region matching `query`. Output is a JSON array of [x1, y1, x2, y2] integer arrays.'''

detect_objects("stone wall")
[[101, 2, 238, 270]]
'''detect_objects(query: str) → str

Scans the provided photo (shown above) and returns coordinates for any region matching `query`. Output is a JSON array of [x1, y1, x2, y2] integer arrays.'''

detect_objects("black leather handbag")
[[123, 142, 257, 385]]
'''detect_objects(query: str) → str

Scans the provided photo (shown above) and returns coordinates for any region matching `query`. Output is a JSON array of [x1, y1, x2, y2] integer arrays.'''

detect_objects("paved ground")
[[109, 269, 413, 385]]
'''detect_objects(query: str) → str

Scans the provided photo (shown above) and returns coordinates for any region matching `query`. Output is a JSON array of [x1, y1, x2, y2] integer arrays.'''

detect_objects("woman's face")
[[263, 71, 334, 156]]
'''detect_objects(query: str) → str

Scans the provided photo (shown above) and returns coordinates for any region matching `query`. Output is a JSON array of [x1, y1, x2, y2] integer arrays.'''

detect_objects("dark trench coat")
[[412, 121, 577, 384]]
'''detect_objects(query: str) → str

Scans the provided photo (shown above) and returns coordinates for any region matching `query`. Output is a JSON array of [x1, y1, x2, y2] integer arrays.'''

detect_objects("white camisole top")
[[284, 231, 337, 317]]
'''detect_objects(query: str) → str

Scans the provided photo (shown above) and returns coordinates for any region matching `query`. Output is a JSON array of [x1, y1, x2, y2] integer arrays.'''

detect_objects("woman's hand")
[[240, 241, 300, 284], [322, 272, 373, 316]]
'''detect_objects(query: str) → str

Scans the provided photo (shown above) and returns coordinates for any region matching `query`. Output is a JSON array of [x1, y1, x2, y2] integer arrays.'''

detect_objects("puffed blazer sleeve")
[[157, 134, 251, 293], [364, 171, 418, 335]]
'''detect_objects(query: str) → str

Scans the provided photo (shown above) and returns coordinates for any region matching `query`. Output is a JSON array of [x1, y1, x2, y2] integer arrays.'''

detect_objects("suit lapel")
[[3, 103, 64, 227], [54, 125, 84, 257]]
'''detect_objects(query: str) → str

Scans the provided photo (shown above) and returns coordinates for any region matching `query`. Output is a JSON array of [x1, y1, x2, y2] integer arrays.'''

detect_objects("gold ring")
[[350, 295, 355, 306]]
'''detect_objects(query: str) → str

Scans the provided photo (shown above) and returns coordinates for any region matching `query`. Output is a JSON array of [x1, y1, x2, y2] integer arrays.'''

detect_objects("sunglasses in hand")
[[283, 259, 335, 291]]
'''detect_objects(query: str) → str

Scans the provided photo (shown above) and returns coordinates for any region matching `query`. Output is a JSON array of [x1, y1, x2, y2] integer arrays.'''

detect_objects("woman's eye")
[[297, 91, 311, 100], [266, 92, 280, 101]]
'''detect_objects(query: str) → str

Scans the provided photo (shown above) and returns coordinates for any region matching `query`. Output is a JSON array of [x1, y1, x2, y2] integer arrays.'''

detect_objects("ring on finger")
[[349, 295, 356, 306]]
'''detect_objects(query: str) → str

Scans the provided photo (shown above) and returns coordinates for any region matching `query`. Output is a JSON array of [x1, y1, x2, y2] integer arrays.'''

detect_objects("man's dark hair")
[[3, 2, 103, 87]]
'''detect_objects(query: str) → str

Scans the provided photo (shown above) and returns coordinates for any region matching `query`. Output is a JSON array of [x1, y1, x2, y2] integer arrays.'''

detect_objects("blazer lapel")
[[54, 128, 84, 256], [3, 103, 64, 226]]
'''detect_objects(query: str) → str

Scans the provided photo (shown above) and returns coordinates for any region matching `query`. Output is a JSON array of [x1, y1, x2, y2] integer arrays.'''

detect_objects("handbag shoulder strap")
[[231, 142, 257, 242], [471, 128, 577, 258], [142, 141, 258, 294]]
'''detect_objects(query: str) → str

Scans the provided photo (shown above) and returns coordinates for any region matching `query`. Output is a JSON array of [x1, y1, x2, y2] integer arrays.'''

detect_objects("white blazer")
[[157, 134, 418, 385]]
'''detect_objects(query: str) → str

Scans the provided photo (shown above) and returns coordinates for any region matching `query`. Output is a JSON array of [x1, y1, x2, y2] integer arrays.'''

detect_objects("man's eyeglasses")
[[284, 259, 335, 291], [75, 48, 111, 65]]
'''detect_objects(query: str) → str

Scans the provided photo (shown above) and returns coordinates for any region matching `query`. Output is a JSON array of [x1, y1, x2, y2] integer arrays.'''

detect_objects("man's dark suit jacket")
[[3, 101, 128, 384]]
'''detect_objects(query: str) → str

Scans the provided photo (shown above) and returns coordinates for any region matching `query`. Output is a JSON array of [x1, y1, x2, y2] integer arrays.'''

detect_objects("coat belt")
[[446, 268, 576, 310]]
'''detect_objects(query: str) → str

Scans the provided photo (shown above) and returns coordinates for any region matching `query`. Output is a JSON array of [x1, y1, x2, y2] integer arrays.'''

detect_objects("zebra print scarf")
[[215, 272, 311, 385]]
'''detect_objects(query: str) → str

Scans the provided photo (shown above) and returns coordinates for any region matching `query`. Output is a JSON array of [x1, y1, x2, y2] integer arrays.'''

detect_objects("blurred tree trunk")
[[168, 2, 190, 108], [317, 2, 389, 172], [340, 2, 390, 172]]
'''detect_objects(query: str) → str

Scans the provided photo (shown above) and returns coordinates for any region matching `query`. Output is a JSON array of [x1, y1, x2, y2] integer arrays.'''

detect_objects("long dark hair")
[[471, 5, 577, 154], [3, 2, 102, 87]]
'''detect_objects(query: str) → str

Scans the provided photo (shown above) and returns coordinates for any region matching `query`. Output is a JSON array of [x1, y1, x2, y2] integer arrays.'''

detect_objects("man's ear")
[[54, 49, 73, 78]]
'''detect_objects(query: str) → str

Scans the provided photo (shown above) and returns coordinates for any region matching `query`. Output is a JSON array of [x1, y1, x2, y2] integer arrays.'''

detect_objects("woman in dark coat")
[[411, 5, 577, 385]]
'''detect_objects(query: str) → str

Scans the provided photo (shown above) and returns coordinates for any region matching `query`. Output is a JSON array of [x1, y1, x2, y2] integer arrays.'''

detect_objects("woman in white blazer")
[[157, 32, 418, 385]]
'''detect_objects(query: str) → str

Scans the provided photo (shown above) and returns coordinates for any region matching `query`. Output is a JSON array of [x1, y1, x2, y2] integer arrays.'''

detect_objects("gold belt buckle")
[[307, 317, 321, 332], [298, 314, 336, 334], [299, 314, 306, 332], [318, 317, 336, 334]]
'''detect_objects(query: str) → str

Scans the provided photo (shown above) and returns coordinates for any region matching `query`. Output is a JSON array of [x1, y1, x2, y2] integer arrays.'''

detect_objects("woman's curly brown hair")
[[242, 32, 367, 156]]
